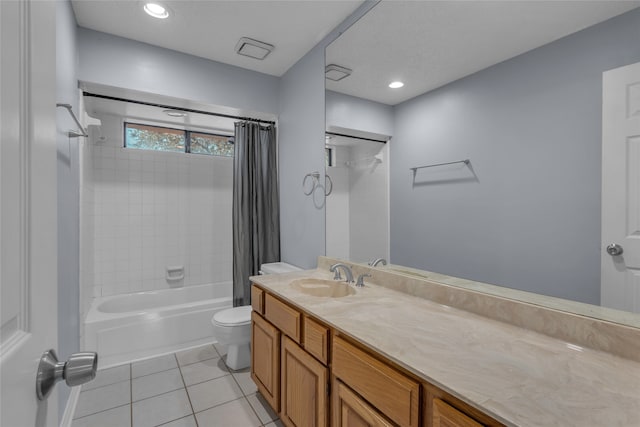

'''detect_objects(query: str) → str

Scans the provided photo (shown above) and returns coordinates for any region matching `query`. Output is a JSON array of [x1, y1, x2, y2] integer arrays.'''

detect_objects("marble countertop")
[[251, 268, 640, 427]]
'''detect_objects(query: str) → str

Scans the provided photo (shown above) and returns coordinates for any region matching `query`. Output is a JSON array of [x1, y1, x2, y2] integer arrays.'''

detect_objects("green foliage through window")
[[125, 122, 234, 157]]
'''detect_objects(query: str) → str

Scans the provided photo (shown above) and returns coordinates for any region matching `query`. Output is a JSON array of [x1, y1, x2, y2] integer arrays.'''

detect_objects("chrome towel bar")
[[410, 159, 470, 171]]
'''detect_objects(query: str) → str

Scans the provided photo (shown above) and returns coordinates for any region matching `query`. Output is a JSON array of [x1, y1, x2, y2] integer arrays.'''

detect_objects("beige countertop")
[[251, 268, 640, 427]]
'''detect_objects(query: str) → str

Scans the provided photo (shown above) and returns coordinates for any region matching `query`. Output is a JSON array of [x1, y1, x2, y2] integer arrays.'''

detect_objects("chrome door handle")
[[606, 243, 624, 256], [36, 349, 98, 400]]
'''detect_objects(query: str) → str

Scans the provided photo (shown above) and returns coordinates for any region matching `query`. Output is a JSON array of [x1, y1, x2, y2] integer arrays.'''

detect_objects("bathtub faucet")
[[329, 263, 354, 284]]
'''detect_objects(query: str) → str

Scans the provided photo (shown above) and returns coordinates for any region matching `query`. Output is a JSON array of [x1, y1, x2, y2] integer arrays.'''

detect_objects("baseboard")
[[59, 386, 81, 427]]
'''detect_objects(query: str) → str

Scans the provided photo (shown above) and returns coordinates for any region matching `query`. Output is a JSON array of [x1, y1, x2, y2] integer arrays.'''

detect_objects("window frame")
[[123, 121, 234, 157]]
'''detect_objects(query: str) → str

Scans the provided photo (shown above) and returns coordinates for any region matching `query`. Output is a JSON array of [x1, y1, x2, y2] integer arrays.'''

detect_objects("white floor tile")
[[186, 376, 243, 413], [132, 368, 184, 401], [179, 357, 228, 386], [71, 404, 131, 427], [74, 381, 131, 419], [232, 370, 258, 395], [132, 354, 178, 378], [246, 392, 278, 425], [195, 398, 261, 427], [82, 364, 130, 391], [132, 389, 192, 427], [176, 344, 218, 366], [213, 342, 228, 357], [157, 415, 197, 427]]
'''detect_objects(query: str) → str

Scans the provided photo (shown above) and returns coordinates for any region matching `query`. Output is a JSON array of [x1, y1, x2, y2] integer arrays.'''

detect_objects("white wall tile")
[[83, 114, 233, 298]]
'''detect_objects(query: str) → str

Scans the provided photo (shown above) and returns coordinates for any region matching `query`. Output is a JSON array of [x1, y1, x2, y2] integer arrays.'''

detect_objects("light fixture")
[[143, 3, 169, 19], [325, 64, 352, 82], [163, 109, 187, 118], [235, 37, 274, 60], [389, 81, 404, 89]]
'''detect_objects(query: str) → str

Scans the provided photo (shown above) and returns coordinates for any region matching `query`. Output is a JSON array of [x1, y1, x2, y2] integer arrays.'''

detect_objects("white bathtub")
[[85, 282, 232, 367]]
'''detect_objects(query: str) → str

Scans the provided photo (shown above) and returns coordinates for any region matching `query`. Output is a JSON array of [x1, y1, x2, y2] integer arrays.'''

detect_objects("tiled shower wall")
[[326, 143, 389, 263], [86, 114, 233, 298]]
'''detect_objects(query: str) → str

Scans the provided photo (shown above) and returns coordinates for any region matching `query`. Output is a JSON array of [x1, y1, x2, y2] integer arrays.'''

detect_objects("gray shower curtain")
[[232, 121, 280, 306]]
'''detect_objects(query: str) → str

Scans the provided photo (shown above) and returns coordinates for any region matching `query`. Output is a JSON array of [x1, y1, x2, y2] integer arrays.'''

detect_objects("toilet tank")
[[259, 262, 302, 275]]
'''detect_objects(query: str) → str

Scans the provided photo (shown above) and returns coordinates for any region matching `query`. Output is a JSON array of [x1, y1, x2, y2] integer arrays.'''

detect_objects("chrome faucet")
[[368, 258, 387, 267], [330, 263, 354, 283], [355, 273, 370, 287]]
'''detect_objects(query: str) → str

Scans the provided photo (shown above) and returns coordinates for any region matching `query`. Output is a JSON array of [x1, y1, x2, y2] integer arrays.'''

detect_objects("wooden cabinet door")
[[333, 336, 420, 427], [333, 379, 395, 427], [281, 336, 328, 427], [432, 399, 483, 427], [251, 311, 281, 412]]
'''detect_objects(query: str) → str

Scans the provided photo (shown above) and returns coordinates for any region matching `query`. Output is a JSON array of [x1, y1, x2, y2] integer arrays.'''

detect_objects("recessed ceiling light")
[[325, 64, 352, 82], [389, 81, 404, 89], [163, 109, 187, 117], [144, 3, 169, 19], [235, 37, 274, 60]]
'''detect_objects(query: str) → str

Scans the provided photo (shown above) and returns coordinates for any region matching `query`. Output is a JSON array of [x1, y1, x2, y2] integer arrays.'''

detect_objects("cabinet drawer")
[[333, 336, 420, 427], [333, 379, 394, 427], [303, 316, 329, 365], [251, 285, 264, 314], [432, 399, 483, 427], [264, 293, 301, 343]]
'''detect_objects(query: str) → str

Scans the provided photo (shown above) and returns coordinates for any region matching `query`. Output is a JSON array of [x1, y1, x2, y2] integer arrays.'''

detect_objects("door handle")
[[36, 349, 98, 400], [606, 243, 624, 256]]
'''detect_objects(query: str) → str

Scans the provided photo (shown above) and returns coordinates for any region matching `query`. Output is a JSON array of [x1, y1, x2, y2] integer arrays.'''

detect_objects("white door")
[[1, 0, 59, 426], [601, 61, 640, 312]]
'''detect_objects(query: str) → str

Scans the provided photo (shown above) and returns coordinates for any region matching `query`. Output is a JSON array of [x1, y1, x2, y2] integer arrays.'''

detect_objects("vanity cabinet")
[[281, 335, 328, 427], [423, 383, 502, 427], [333, 336, 420, 427], [251, 283, 502, 427], [333, 378, 394, 427], [431, 399, 482, 427], [251, 311, 280, 411], [251, 286, 329, 427]]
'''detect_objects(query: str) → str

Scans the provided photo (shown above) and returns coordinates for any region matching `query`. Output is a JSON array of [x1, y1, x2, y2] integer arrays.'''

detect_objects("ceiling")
[[71, 0, 363, 77], [326, 1, 640, 105]]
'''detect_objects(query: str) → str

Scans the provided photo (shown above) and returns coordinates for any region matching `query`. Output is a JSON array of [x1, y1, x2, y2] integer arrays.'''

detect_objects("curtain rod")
[[82, 92, 276, 125], [325, 131, 387, 144]]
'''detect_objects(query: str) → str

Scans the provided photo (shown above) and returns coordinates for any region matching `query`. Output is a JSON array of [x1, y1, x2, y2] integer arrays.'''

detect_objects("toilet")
[[212, 262, 301, 370]]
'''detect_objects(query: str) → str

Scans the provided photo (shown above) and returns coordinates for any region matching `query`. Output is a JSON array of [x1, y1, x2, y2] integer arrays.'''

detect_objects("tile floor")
[[72, 343, 283, 427]]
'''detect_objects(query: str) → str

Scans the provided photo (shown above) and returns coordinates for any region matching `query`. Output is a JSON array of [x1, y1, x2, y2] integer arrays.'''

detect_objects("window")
[[190, 132, 234, 157], [125, 122, 234, 157]]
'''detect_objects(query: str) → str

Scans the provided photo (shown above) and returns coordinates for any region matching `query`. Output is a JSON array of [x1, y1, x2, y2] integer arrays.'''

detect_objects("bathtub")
[[85, 282, 232, 367]]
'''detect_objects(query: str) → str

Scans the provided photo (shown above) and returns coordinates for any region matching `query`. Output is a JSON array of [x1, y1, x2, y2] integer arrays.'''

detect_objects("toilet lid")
[[213, 305, 252, 326]]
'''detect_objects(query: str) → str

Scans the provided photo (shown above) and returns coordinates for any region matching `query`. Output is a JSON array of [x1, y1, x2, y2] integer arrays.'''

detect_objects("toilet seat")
[[212, 306, 252, 327]]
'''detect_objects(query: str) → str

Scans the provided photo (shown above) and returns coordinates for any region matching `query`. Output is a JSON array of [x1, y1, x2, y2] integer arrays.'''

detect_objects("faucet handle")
[[329, 263, 342, 280], [355, 274, 371, 287]]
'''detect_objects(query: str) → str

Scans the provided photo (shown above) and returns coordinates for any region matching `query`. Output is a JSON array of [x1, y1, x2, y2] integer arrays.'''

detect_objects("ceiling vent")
[[325, 64, 352, 81], [235, 37, 274, 60]]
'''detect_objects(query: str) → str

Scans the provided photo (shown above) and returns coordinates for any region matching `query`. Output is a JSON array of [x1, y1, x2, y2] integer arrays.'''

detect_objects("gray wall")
[[56, 0, 79, 418], [326, 90, 394, 137], [391, 9, 640, 304], [78, 28, 279, 115], [278, 2, 379, 269], [278, 45, 327, 268]]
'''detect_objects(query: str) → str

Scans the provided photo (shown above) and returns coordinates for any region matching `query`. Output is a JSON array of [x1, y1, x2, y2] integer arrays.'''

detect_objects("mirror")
[[324, 129, 390, 263], [325, 1, 640, 324]]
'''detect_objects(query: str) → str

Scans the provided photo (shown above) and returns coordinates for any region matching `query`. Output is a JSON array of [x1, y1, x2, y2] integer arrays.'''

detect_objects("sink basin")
[[290, 278, 355, 298]]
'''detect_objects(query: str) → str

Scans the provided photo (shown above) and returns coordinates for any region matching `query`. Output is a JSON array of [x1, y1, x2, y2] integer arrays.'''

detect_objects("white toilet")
[[211, 262, 301, 370]]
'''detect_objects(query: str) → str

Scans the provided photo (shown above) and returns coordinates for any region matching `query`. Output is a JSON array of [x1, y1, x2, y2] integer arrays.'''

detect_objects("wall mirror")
[[325, 1, 640, 326]]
